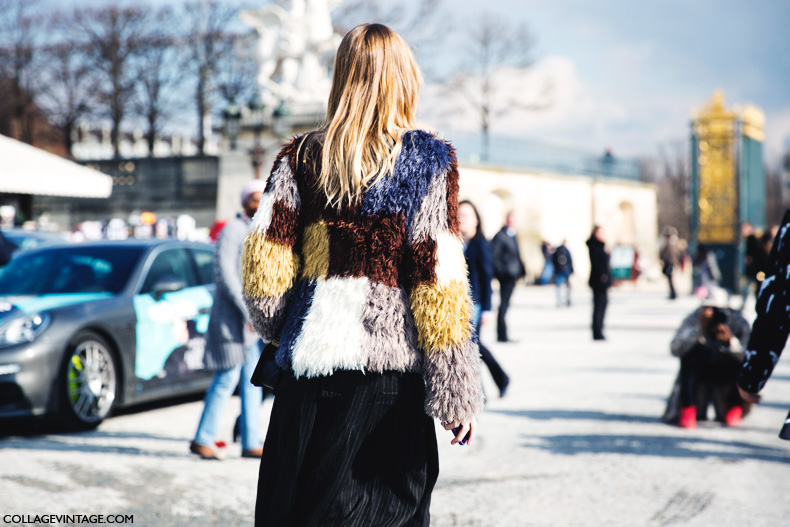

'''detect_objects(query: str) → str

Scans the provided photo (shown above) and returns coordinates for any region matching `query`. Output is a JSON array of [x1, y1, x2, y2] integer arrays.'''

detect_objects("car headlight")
[[0, 313, 51, 348]]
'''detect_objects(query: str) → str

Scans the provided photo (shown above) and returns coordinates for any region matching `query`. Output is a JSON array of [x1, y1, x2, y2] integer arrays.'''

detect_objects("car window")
[[140, 249, 198, 294], [190, 249, 215, 285], [0, 246, 144, 295]]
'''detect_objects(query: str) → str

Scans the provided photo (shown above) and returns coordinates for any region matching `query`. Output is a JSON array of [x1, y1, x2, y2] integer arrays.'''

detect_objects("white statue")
[[238, 0, 342, 109]]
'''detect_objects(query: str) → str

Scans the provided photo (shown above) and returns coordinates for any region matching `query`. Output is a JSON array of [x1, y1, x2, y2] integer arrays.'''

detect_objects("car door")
[[132, 247, 213, 393]]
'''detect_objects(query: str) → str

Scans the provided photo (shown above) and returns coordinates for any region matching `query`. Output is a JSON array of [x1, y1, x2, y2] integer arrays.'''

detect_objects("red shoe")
[[678, 406, 697, 429], [725, 406, 743, 427]]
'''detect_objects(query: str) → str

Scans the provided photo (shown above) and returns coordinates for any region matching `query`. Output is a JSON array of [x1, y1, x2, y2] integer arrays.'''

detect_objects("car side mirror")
[[152, 276, 186, 301]]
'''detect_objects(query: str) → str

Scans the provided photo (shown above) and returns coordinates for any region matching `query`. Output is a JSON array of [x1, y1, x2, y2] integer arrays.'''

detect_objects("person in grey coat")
[[191, 180, 267, 460]]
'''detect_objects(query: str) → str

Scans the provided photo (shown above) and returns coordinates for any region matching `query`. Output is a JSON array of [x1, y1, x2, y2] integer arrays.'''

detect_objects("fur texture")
[[276, 279, 317, 369], [265, 201, 299, 246], [361, 131, 452, 225], [244, 294, 290, 343], [242, 233, 300, 297], [301, 221, 330, 280], [362, 282, 422, 372], [423, 337, 485, 423], [243, 131, 483, 422], [445, 149, 461, 235], [409, 170, 448, 243], [435, 231, 468, 285], [410, 280, 473, 352], [406, 238, 438, 287], [291, 276, 369, 377]]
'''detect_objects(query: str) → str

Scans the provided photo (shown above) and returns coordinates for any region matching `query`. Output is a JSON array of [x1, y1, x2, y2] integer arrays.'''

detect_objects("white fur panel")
[[291, 276, 369, 377], [249, 191, 276, 235], [435, 231, 468, 285]]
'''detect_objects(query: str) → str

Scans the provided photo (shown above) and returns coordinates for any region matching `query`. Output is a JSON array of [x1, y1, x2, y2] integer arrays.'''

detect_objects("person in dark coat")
[[190, 180, 267, 460], [491, 212, 526, 342], [738, 209, 790, 440], [586, 225, 611, 341], [459, 200, 510, 397], [552, 239, 573, 307]]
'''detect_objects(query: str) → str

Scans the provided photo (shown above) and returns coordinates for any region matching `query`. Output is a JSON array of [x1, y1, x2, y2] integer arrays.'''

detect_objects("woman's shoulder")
[[399, 129, 456, 171]]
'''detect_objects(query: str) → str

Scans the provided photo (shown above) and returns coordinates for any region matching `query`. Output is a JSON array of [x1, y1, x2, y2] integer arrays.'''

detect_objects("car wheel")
[[59, 331, 118, 430]]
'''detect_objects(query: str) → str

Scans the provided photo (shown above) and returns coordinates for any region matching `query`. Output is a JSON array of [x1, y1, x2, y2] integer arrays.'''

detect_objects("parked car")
[[0, 239, 216, 429]]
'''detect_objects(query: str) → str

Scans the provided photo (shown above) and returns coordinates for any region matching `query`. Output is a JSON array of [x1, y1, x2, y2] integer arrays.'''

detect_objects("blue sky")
[[66, 0, 790, 160], [421, 0, 790, 160]]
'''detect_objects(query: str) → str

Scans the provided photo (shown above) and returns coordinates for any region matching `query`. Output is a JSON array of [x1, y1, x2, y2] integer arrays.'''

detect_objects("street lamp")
[[223, 99, 241, 150], [248, 94, 266, 180]]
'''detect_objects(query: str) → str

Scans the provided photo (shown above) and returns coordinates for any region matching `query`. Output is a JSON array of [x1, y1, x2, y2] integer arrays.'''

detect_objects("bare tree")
[[0, 0, 45, 144], [73, 4, 146, 158], [181, 0, 240, 155], [445, 12, 551, 161], [134, 7, 187, 157], [332, 0, 446, 60], [640, 140, 691, 241], [215, 33, 258, 109]]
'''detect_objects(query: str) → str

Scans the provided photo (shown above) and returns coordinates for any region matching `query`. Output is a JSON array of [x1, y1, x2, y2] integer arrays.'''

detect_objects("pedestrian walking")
[[552, 239, 573, 307], [738, 209, 790, 440], [539, 240, 555, 285], [587, 225, 611, 341], [660, 227, 681, 300], [663, 288, 751, 428], [692, 244, 721, 299], [459, 200, 510, 397], [491, 212, 526, 342], [243, 24, 484, 526], [190, 180, 267, 460]]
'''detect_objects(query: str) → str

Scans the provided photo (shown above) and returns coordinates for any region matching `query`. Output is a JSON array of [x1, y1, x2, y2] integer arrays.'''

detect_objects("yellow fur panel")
[[409, 280, 473, 354], [242, 231, 301, 298], [301, 221, 330, 280]]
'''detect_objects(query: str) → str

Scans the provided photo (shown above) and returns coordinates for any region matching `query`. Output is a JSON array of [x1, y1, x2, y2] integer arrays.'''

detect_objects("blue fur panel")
[[361, 130, 453, 226], [276, 279, 318, 369]]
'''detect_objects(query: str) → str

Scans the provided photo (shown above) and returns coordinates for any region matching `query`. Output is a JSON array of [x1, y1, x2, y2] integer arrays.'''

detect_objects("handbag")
[[250, 341, 282, 390]]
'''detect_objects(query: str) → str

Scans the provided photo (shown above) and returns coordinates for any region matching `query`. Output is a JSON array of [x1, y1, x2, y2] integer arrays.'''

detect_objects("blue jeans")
[[195, 343, 263, 451], [555, 272, 571, 306]]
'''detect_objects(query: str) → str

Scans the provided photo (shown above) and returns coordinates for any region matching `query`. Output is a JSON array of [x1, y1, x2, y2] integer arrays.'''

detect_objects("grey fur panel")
[[423, 338, 485, 423], [409, 170, 447, 243], [245, 294, 289, 343], [268, 158, 301, 209], [361, 282, 423, 372]]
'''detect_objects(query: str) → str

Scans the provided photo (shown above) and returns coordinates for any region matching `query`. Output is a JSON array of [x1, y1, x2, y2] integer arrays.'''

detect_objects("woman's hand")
[[442, 418, 477, 446], [480, 311, 493, 326]]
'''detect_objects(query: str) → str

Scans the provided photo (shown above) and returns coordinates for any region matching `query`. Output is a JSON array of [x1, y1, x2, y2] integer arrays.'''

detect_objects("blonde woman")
[[243, 23, 484, 526]]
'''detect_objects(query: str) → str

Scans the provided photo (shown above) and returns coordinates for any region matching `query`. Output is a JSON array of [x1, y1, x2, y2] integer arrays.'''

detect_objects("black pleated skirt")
[[255, 370, 439, 527]]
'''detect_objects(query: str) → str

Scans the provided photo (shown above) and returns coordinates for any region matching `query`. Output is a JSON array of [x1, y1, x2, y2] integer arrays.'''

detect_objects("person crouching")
[[664, 289, 752, 428]]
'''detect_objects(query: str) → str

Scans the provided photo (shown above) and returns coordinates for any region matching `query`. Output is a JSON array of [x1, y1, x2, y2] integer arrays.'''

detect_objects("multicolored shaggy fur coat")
[[241, 130, 485, 424]]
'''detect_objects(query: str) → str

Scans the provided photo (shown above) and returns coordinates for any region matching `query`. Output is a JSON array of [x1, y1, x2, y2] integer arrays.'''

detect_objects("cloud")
[[419, 55, 630, 153]]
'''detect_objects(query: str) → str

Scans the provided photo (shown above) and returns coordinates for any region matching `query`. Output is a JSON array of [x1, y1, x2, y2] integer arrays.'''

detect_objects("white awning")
[[0, 134, 113, 198]]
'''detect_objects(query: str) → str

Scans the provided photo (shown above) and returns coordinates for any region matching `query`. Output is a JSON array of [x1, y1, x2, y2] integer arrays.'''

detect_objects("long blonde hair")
[[318, 23, 421, 208]]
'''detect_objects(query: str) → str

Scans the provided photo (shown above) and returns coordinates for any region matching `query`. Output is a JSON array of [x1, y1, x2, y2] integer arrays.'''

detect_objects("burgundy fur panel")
[[445, 150, 461, 235], [365, 214, 406, 288], [326, 219, 368, 278], [265, 200, 299, 247], [324, 213, 406, 286], [406, 237, 438, 287], [265, 136, 300, 194]]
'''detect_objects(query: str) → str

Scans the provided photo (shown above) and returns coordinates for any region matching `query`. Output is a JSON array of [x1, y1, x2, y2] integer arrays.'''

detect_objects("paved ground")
[[2, 283, 789, 527]]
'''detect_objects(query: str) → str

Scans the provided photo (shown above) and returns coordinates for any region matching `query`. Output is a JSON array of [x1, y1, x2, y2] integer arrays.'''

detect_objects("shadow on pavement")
[[521, 433, 790, 464], [489, 408, 660, 424]]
